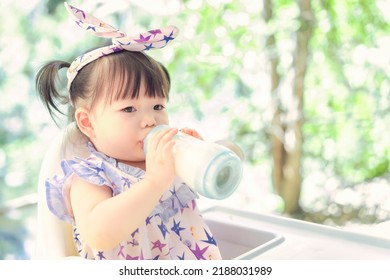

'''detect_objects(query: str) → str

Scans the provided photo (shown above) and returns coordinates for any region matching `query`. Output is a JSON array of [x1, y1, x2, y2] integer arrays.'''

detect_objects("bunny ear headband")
[[64, 2, 179, 92]]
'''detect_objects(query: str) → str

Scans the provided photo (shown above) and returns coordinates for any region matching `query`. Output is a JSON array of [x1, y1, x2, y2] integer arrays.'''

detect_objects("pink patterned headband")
[[64, 2, 179, 92]]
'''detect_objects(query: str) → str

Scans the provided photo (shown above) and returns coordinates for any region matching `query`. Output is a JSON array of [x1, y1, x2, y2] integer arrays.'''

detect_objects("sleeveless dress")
[[45, 142, 221, 260]]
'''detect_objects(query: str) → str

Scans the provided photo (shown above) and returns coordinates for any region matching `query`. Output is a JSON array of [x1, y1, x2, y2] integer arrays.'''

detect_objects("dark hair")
[[36, 51, 171, 124]]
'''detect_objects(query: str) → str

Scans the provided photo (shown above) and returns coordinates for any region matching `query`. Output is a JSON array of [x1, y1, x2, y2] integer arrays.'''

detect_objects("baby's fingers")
[[148, 127, 178, 154], [180, 127, 204, 140]]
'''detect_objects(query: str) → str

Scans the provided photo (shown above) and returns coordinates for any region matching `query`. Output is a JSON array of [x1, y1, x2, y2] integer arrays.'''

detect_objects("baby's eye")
[[154, 104, 166, 110], [122, 106, 136, 113]]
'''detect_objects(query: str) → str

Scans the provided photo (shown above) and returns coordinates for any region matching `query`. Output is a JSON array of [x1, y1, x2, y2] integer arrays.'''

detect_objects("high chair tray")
[[202, 206, 390, 259]]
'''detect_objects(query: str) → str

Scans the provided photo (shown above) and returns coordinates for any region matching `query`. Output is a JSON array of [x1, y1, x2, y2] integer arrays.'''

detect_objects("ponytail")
[[35, 60, 71, 124]]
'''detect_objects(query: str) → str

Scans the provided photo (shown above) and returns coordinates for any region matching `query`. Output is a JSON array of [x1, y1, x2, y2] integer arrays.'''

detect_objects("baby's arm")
[[70, 128, 178, 251]]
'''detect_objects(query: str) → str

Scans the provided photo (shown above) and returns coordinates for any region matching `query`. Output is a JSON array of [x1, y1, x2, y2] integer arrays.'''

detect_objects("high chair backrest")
[[36, 123, 89, 259]]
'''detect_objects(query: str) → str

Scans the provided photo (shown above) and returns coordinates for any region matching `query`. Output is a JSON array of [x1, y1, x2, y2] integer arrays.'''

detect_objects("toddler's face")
[[87, 82, 169, 168]]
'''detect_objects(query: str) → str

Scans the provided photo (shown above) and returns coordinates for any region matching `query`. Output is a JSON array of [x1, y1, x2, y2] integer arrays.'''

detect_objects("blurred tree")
[[263, 0, 314, 214], [163, 0, 390, 219]]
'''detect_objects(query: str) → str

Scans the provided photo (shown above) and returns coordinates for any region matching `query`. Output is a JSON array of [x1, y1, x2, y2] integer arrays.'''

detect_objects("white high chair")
[[36, 123, 88, 259]]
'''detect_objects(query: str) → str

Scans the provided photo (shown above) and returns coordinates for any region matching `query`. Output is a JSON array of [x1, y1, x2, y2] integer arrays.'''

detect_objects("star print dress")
[[46, 142, 222, 260]]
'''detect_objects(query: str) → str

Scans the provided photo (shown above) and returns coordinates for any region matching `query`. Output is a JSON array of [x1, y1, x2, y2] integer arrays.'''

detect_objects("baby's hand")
[[180, 127, 204, 140], [144, 128, 178, 190]]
